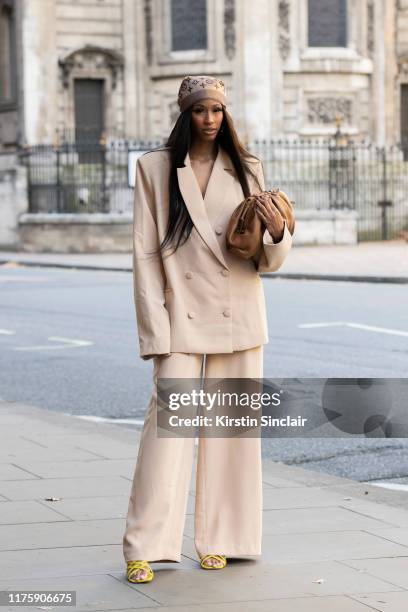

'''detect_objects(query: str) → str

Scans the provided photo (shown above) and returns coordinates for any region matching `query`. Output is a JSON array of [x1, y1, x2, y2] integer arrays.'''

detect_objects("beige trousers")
[[122, 345, 263, 563]]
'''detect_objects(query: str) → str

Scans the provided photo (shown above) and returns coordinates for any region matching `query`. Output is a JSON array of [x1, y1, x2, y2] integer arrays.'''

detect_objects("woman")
[[122, 75, 293, 583]]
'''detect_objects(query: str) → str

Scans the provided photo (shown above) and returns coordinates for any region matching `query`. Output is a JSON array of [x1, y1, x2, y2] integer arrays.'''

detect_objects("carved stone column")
[[241, 0, 281, 140], [21, 0, 57, 144], [123, 0, 141, 138], [383, 0, 397, 145], [372, 0, 396, 145]]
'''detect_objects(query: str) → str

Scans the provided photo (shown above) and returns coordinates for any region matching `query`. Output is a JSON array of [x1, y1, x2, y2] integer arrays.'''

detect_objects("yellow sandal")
[[200, 554, 227, 570], [126, 560, 154, 583]]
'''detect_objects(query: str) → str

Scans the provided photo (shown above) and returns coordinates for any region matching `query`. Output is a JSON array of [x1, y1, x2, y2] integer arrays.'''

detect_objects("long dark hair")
[[158, 105, 262, 255]]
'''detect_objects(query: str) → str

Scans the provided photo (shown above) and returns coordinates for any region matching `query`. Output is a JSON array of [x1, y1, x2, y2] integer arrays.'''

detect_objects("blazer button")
[[215, 226, 223, 235], [221, 269, 229, 277], [185, 271, 193, 279], [188, 311, 196, 319], [223, 309, 231, 317]]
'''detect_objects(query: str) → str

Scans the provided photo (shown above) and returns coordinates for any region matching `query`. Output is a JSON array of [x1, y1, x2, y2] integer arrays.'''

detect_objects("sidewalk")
[[1, 238, 408, 283], [1, 400, 408, 611]]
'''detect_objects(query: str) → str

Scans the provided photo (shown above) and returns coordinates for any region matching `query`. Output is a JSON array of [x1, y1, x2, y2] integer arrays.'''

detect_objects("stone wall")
[[18, 212, 133, 253], [0, 153, 28, 248], [15, 210, 357, 253]]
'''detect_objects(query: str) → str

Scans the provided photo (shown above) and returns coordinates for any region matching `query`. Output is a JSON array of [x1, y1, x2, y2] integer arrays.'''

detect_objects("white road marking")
[[299, 321, 408, 337], [73, 414, 145, 426], [346, 323, 408, 337], [299, 322, 346, 328], [49, 336, 93, 344], [0, 329, 15, 335], [365, 481, 408, 492], [0, 275, 52, 282], [15, 336, 93, 351]]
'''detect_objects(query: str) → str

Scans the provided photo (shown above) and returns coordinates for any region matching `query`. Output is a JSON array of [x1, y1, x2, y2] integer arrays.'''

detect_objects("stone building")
[[0, 0, 406, 149]]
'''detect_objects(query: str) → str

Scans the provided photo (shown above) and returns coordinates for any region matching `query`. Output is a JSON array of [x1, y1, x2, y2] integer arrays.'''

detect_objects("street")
[[1, 264, 407, 486]]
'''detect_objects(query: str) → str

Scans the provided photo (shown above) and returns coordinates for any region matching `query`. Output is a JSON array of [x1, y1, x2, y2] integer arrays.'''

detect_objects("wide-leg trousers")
[[122, 345, 263, 563]]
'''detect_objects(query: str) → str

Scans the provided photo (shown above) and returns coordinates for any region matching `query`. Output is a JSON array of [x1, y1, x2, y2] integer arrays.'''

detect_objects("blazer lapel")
[[203, 146, 236, 226], [177, 145, 235, 270]]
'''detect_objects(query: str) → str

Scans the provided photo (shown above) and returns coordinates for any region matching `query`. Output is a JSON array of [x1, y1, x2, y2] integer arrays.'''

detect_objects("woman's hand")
[[255, 194, 285, 242]]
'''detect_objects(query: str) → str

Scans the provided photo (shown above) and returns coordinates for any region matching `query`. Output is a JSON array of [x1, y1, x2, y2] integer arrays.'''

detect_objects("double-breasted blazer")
[[133, 144, 293, 360]]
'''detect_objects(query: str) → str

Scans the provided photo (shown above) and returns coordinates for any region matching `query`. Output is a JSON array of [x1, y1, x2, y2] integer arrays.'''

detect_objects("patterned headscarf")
[[177, 75, 226, 112]]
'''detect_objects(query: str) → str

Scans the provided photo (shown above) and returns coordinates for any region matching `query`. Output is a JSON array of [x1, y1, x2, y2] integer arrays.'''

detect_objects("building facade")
[[0, 0, 405, 148]]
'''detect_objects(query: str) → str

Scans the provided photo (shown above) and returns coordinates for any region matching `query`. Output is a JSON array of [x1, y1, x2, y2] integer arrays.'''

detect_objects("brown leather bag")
[[226, 188, 295, 259]]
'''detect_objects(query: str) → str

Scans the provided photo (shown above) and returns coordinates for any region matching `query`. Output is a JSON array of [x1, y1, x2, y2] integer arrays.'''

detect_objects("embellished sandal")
[[126, 560, 154, 583], [200, 554, 227, 570]]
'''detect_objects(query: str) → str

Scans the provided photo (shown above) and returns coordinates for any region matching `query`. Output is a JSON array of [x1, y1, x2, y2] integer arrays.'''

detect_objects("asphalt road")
[[1, 264, 407, 486]]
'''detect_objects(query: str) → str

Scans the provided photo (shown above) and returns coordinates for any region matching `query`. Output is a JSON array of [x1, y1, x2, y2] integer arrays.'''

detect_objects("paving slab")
[[0, 500, 71, 524], [0, 574, 157, 612], [365, 526, 408, 546], [262, 484, 355, 508], [261, 459, 359, 487], [95, 599, 386, 612], [260, 531, 408, 564], [350, 590, 408, 612], [0, 464, 40, 481], [0, 475, 131, 501], [335, 497, 408, 528], [340, 557, 408, 590], [1, 400, 408, 611], [0, 518, 127, 551], [38, 494, 131, 521], [0, 545, 195, 581], [107, 558, 401, 606], [13, 458, 136, 479]]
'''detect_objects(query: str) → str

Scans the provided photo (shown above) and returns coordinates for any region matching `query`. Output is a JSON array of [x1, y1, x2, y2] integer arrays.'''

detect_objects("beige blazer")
[[133, 144, 293, 360]]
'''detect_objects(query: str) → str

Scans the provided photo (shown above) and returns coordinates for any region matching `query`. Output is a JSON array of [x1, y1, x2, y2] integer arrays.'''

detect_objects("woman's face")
[[190, 98, 224, 142]]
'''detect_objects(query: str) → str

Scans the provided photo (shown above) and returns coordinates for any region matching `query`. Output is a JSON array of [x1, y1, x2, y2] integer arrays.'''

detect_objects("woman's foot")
[[200, 554, 227, 569], [126, 560, 154, 583]]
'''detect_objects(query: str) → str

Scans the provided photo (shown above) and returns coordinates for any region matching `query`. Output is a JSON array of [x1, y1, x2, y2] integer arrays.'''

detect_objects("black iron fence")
[[19, 133, 161, 216], [18, 135, 408, 241], [252, 139, 408, 241]]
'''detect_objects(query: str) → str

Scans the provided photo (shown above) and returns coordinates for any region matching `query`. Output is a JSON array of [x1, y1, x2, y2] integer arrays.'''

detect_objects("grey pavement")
[[1, 238, 408, 282], [1, 400, 408, 611]]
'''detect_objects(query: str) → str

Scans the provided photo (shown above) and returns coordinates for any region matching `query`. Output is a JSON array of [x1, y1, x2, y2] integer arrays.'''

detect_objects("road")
[[1, 264, 407, 487]]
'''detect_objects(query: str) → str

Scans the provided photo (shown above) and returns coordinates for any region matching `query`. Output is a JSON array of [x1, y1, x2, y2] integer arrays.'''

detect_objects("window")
[[170, 0, 207, 51], [0, 1, 15, 103], [308, 0, 347, 47]]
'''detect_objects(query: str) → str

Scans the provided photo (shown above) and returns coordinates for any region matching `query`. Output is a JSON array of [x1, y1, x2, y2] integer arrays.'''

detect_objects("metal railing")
[[19, 134, 162, 215], [17, 134, 408, 241], [252, 138, 408, 241]]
